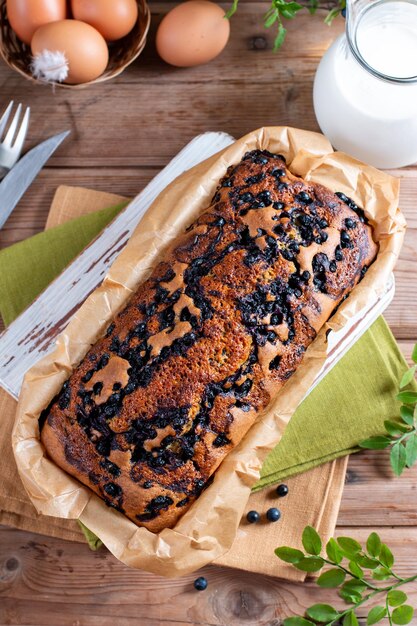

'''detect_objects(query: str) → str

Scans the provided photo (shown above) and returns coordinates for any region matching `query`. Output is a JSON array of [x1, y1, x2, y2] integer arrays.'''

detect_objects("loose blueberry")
[[329, 260, 337, 273], [341, 7, 346, 17], [276, 484, 289, 497], [194, 577, 208, 591], [301, 270, 311, 282], [246, 510, 260, 523], [266, 507, 281, 522], [319, 219, 329, 229]]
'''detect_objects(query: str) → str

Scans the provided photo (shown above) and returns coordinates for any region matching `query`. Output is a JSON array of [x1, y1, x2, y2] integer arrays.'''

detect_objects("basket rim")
[[0, 0, 151, 89]]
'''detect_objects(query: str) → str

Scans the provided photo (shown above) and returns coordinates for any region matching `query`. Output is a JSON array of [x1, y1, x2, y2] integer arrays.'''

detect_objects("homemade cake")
[[40, 149, 378, 533]]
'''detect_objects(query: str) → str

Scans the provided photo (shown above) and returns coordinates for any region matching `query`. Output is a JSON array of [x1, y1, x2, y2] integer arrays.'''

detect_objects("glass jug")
[[313, 0, 417, 168]]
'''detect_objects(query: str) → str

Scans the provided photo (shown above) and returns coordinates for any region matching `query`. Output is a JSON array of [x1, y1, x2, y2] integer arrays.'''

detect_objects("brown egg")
[[71, 0, 138, 41], [6, 0, 67, 45], [156, 0, 230, 68], [31, 20, 109, 84]]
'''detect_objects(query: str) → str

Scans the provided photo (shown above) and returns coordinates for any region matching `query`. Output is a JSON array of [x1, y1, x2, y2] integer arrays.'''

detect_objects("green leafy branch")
[[360, 343, 417, 477], [226, 0, 346, 51], [275, 526, 417, 626]]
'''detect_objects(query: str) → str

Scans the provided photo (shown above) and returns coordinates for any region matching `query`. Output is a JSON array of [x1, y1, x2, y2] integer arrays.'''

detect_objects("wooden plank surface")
[[1, 526, 417, 625], [0, 3, 416, 625]]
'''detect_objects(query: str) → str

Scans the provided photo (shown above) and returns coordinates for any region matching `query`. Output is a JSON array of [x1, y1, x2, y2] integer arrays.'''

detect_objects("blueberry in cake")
[[40, 149, 378, 533]]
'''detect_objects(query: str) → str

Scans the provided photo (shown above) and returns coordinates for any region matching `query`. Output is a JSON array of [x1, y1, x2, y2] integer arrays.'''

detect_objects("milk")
[[313, 0, 417, 168]]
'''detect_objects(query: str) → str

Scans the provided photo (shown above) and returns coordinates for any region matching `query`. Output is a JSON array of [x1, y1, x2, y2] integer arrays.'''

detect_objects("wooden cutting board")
[[0, 184, 347, 582]]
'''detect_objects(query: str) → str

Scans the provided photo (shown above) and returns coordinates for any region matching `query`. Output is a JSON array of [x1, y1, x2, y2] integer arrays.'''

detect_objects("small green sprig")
[[226, 0, 346, 51], [275, 526, 417, 626], [360, 343, 417, 477]]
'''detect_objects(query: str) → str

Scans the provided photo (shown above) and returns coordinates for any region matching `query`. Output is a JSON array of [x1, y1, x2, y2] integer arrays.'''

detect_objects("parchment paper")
[[12, 127, 405, 577]]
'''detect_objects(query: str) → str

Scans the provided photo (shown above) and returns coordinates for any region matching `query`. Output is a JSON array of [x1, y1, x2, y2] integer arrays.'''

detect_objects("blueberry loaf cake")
[[40, 150, 378, 533]]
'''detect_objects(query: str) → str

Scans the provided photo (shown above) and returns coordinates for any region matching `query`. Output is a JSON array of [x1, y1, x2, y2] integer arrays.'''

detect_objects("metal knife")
[[0, 130, 70, 230]]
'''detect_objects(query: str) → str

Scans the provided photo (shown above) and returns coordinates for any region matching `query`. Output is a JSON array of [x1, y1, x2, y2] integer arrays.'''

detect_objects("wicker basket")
[[0, 0, 151, 88]]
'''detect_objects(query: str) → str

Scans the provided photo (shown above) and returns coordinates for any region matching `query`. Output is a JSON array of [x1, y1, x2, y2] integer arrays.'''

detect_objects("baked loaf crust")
[[41, 150, 378, 533]]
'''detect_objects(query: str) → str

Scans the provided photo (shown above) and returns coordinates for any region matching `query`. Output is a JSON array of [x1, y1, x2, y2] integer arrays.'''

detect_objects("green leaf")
[[340, 590, 362, 604], [390, 442, 407, 476], [336, 537, 362, 560], [264, 8, 279, 27], [293, 556, 324, 572], [397, 391, 417, 404], [340, 580, 366, 603], [379, 543, 395, 568], [324, 6, 341, 24], [348, 561, 364, 578], [280, 4, 303, 19], [400, 405, 415, 425], [366, 532, 382, 557], [344, 612, 359, 626], [306, 604, 340, 622], [317, 568, 346, 588], [275, 546, 304, 563], [342, 580, 367, 593], [405, 433, 417, 467], [326, 537, 343, 564], [412, 343, 417, 364], [273, 22, 287, 51], [359, 436, 392, 450], [302, 526, 322, 556], [283, 619, 315, 626], [400, 365, 417, 389], [367, 606, 387, 625], [392, 605, 414, 625], [283, 1, 303, 10], [384, 420, 410, 436], [225, 0, 239, 19], [308, 0, 318, 15], [388, 590, 408, 607], [372, 565, 391, 580], [357, 555, 379, 569]]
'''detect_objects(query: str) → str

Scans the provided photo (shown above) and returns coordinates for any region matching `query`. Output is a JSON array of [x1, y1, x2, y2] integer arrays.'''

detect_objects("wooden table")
[[0, 4, 416, 625]]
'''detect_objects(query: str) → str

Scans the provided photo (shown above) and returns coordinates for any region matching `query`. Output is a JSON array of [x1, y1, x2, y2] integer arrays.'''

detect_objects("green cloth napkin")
[[0, 202, 127, 327], [257, 317, 413, 489], [0, 202, 413, 544]]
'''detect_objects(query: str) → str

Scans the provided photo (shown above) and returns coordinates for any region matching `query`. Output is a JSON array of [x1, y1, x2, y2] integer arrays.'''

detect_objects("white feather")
[[31, 50, 69, 83]]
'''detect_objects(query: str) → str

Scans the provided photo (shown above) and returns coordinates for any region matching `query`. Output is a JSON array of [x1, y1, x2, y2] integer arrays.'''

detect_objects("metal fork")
[[0, 101, 31, 181]]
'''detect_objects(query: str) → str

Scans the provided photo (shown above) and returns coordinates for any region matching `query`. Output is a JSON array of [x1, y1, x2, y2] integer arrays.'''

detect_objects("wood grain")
[[1, 526, 417, 626], [0, 2, 416, 624]]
